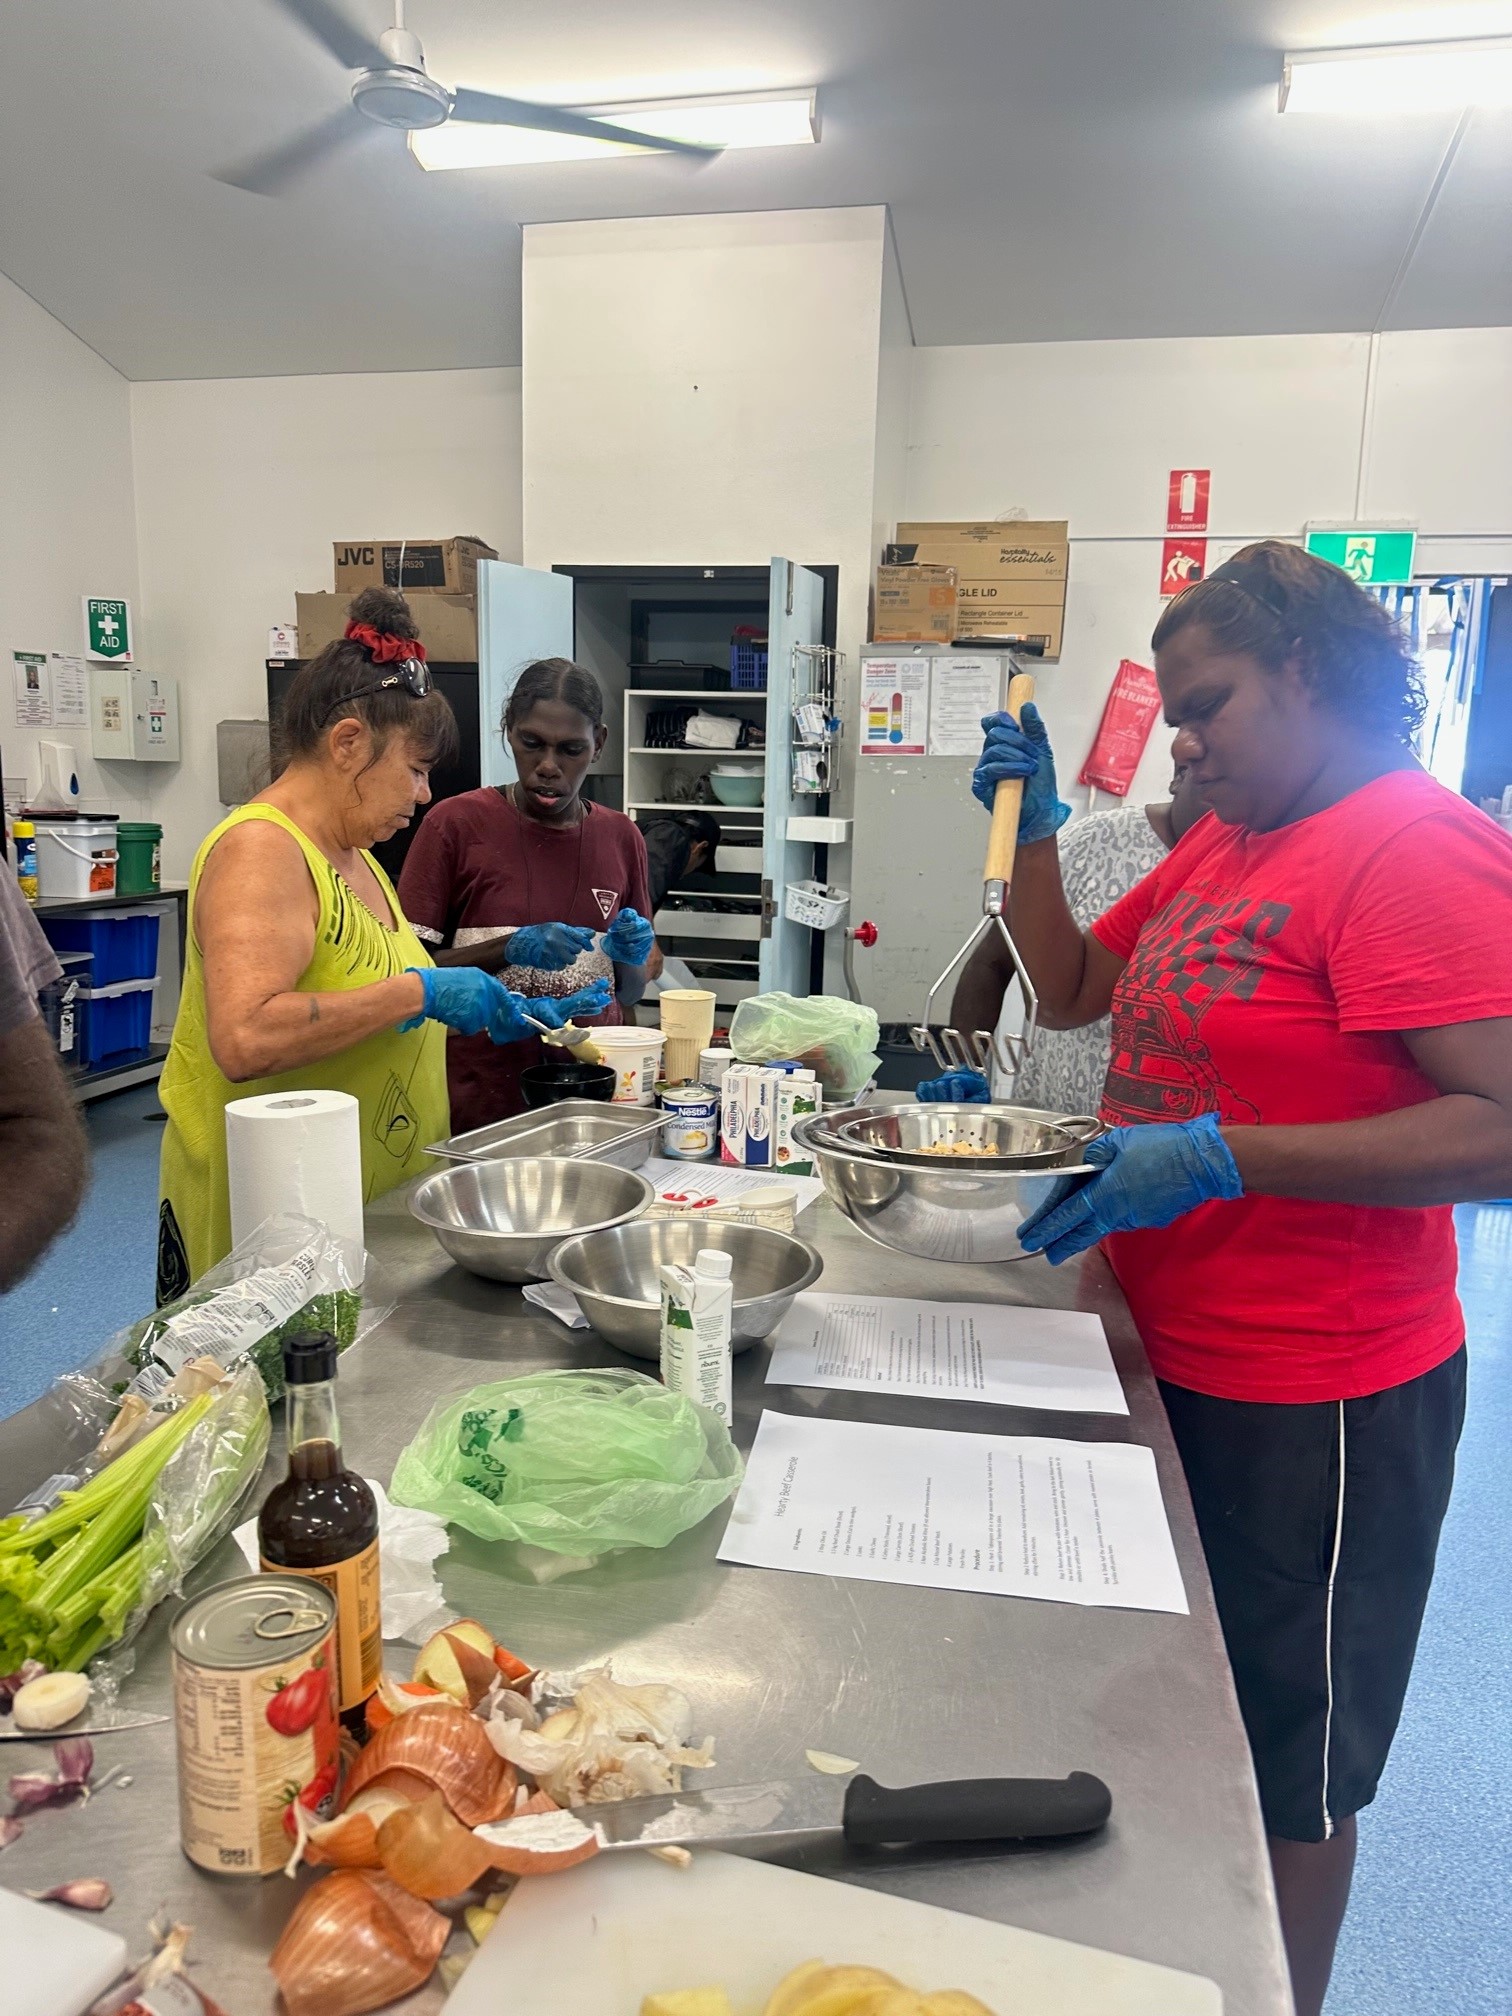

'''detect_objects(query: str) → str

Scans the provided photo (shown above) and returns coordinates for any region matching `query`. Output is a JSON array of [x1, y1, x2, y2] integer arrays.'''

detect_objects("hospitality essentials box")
[[891, 521, 1068, 654]]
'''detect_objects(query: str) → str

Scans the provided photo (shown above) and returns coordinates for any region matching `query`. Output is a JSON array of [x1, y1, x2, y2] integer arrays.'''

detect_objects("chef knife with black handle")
[[577, 1770, 1112, 1856]]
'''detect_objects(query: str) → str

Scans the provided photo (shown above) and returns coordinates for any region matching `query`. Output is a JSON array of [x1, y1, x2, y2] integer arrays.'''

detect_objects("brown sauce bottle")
[[258, 1331, 380, 1731]]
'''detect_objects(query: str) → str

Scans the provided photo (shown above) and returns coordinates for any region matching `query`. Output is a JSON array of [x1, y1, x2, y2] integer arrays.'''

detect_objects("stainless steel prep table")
[[0, 1192, 1292, 2015]]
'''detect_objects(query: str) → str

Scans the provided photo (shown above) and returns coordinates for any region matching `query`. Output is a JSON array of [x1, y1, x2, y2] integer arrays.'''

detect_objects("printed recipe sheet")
[[719, 1412, 1188, 1614], [766, 1293, 1127, 1415]]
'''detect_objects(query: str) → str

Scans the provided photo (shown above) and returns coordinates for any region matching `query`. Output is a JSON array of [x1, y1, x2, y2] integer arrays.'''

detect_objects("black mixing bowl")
[[519, 1058, 618, 1107]]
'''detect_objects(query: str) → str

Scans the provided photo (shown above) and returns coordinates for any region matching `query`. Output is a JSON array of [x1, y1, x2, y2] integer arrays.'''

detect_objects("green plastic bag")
[[730, 991, 881, 1101], [388, 1369, 743, 1555]]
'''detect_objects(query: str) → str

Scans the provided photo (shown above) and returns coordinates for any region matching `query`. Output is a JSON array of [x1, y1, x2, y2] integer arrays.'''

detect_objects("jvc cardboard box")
[[296, 591, 478, 662], [333, 536, 497, 598], [872, 563, 958, 643], [891, 521, 1068, 655]]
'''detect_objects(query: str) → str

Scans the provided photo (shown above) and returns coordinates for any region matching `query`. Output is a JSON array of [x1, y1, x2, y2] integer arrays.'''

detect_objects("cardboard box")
[[891, 521, 1068, 654], [775, 1072, 819, 1175], [333, 536, 497, 598], [296, 590, 478, 662], [872, 563, 958, 643]]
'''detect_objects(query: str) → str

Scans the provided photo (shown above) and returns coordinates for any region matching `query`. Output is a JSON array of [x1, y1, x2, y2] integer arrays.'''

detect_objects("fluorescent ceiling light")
[[412, 88, 818, 170], [1280, 37, 1512, 113]]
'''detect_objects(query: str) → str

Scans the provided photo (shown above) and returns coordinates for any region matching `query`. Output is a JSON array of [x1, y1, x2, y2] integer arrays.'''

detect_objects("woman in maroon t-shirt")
[[398, 659, 656, 1131], [976, 544, 1512, 2016]]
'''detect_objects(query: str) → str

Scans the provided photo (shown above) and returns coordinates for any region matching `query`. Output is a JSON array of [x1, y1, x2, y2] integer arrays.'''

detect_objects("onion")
[[376, 1790, 493, 1901], [268, 1869, 449, 2016], [341, 1702, 516, 1828]]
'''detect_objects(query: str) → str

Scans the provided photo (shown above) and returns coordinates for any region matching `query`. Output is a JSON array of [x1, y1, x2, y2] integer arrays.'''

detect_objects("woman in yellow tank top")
[[157, 590, 613, 1299]]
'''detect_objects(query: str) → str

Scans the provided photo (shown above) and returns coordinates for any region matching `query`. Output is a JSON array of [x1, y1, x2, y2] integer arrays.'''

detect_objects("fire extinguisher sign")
[[1167, 469, 1210, 533]]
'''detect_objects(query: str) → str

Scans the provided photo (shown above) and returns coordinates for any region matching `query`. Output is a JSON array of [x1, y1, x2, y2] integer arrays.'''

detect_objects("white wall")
[[129, 367, 522, 876], [521, 208, 889, 789], [0, 272, 147, 821]]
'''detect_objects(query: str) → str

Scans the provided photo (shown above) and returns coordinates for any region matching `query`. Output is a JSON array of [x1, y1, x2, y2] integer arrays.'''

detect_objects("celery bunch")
[[0, 1393, 216, 1672]]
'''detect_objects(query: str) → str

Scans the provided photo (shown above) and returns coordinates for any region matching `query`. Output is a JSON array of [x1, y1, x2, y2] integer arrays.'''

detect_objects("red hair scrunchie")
[[344, 621, 428, 665]]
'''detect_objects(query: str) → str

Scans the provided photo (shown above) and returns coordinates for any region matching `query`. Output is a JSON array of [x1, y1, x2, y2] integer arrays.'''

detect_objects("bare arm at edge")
[[196, 821, 423, 1082], [0, 1017, 86, 1290]]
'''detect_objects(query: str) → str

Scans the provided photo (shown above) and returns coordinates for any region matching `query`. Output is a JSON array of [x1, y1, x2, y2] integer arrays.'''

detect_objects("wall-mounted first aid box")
[[92, 666, 180, 763]]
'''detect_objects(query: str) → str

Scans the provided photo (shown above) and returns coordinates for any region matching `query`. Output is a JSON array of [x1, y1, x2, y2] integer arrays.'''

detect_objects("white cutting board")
[[0, 1887, 128, 2016], [446, 1851, 1223, 2016]]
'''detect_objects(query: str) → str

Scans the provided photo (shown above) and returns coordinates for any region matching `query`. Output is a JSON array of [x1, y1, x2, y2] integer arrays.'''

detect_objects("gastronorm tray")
[[425, 1098, 656, 1169]]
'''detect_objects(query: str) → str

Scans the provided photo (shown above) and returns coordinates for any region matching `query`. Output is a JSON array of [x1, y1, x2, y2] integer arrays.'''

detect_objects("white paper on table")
[[641, 1155, 824, 1216], [766, 1293, 1127, 1416], [719, 1411, 1188, 1615], [522, 1279, 590, 1329], [928, 656, 1002, 756]]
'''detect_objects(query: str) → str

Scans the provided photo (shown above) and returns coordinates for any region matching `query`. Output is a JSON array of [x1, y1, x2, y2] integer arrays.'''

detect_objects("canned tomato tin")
[[658, 1079, 720, 1160], [171, 1575, 339, 1877]]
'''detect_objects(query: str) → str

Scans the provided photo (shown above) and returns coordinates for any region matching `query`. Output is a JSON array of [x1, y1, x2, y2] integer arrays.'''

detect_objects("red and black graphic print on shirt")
[[1103, 890, 1293, 1128]]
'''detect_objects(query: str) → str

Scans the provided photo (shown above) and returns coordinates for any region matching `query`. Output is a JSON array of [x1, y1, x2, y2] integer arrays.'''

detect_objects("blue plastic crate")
[[80, 977, 157, 1070], [42, 908, 161, 986], [730, 639, 769, 689]]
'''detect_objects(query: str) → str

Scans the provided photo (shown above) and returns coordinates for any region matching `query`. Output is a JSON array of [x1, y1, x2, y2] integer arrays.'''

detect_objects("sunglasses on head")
[[321, 657, 433, 726]]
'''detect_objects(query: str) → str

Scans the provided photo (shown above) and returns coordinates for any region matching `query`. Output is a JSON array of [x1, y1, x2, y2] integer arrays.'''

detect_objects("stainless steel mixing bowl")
[[828, 1103, 1101, 1169], [548, 1218, 825, 1359], [791, 1112, 1096, 1264], [409, 1157, 654, 1283]]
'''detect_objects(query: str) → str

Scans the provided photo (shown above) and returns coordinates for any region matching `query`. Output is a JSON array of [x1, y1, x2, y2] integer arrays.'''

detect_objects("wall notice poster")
[[13, 651, 50, 726], [1160, 536, 1207, 597], [927, 656, 1000, 756], [49, 653, 89, 728], [861, 658, 928, 756], [1078, 659, 1164, 797]]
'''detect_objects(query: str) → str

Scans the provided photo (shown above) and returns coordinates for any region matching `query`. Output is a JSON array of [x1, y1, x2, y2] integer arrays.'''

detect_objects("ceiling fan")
[[215, 0, 719, 196]]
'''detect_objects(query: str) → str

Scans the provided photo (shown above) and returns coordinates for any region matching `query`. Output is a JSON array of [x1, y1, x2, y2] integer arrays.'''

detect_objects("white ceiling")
[[3, 0, 1511, 380]]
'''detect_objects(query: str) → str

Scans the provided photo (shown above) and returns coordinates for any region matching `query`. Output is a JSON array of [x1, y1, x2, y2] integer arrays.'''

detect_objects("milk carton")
[[775, 1069, 819, 1174]]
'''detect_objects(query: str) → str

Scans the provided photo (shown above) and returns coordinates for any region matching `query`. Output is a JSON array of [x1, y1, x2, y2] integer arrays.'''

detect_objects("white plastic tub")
[[590, 1026, 667, 1105], [34, 818, 118, 901]]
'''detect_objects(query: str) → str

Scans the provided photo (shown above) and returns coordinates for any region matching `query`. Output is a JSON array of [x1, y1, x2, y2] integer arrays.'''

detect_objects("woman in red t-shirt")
[[975, 543, 1512, 2016], [398, 658, 657, 1131]]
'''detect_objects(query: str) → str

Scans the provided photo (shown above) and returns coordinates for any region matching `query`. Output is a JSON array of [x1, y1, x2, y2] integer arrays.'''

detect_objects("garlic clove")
[[28, 1878, 112, 1911], [805, 1749, 861, 1776]]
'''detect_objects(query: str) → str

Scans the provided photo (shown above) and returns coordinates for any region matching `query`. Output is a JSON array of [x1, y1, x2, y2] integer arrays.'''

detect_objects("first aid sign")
[[84, 598, 132, 661]]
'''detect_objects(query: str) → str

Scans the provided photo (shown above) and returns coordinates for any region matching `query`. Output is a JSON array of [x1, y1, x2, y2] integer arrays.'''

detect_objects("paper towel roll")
[[226, 1089, 366, 1257]]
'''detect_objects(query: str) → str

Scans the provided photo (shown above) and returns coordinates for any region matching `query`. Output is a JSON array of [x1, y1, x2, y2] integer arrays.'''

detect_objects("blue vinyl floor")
[[1, 1086, 1508, 2011]]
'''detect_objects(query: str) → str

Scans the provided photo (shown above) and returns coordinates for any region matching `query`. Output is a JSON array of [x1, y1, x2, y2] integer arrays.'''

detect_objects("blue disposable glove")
[[505, 922, 597, 970], [917, 1067, 991, 1104], [602, 906, 655, 965], [520, 978, 615, 1034], [971, 702, 1072, 844], [1017, 1114, 1243, 1266], [403, 966, 518, 1037]]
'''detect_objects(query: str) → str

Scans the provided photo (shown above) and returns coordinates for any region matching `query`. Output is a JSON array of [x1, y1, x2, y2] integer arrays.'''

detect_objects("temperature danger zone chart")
[[719, 1412, 1188, 1614]]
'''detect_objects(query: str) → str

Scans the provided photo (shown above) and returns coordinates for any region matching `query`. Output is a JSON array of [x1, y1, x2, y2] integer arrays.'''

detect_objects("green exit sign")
[[83, 597, 132, 661], [1303, 524, 1418, 586]]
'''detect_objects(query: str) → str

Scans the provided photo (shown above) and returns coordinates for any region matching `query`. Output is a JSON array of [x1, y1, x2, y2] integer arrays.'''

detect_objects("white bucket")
[[590, 1026, 666, 1106], [35, 819, 119, 901]]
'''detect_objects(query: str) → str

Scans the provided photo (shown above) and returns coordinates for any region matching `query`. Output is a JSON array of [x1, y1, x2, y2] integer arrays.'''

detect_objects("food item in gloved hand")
[[10, 1670, 90, 1731]]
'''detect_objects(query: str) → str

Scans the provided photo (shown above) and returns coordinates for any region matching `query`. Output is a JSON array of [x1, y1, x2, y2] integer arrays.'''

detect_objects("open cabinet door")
[[477, 561, 575, 786], [760, 558, 824, 994]]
